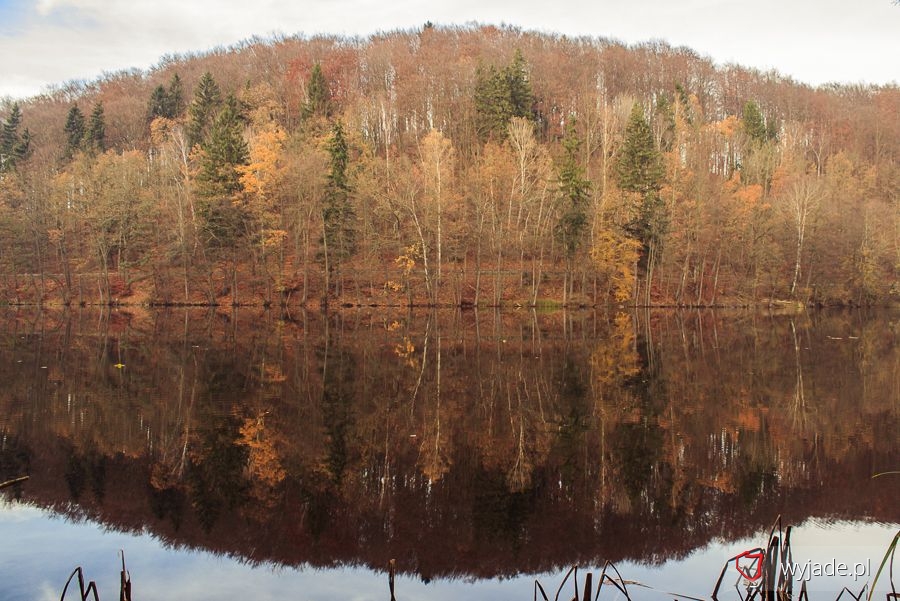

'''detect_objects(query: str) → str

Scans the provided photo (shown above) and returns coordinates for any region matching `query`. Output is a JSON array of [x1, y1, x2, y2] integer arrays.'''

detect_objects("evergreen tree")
[[303, 63, 332, 120], [474, 64, 512, 141], [166, 73, 185, 117], [0, 103, 23, 156], [322, 121, 356, 260], [742, 100, 776, 144], [617, 103, 667, 268], [196, 94, 250, 247], [506, 49, 533, 118], [1, 103, 30, 172], [85, 102, 105, 153], [555, 119, 591, 260], [197, 94, 249, 198], [147, 85, 169, 122], [617, 104, 664, 198], [474, 50, 534, 142], [320, 121, 356, 297], [148, 74, 187, 122], [188, 72, 222, 149], [63, 105, 85, 158]]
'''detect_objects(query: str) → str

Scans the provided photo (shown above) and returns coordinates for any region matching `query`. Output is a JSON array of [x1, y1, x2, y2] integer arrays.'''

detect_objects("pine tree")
[[742, 100, 776, 144], [63, 105, 85, 158], [196, 94, 250, 248], [147, 85, 169, 122], [321, 121, 356, 296], [553, 119, 591, 303], [742, 100, 766, 143], [197, 94, 249, 199], [85, 102, 105, 153], [148, 74, 186, 123], [322, 121, 356, 258], [617, 104, 664, 198], [303, 63, 332, 120], [188, 72, 222, 149], [555, 119, 591, 259], [1, 103, 22, 155], [1, 103, 30, 172], [617, 103, 668, 275], [166, 73, 185, 117], [474, 64, 512, 141], [506, 49, 533, 119], [474, 50, 534, 142]]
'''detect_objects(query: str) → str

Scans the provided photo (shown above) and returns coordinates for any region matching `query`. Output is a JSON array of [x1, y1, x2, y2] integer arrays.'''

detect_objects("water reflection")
[[0, 307, 898, 582]]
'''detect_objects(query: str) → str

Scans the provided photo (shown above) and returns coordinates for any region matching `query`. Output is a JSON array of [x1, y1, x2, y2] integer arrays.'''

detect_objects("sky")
[[3, 500, 898, 601], [0, 0, 897, 100]]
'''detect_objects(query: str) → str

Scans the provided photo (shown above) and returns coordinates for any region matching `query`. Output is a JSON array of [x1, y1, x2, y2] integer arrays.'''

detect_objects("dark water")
[[0, 307, 898, 600]]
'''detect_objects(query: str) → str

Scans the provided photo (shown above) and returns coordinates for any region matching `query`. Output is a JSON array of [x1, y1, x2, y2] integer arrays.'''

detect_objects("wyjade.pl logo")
[[734, 548, 871, 583]]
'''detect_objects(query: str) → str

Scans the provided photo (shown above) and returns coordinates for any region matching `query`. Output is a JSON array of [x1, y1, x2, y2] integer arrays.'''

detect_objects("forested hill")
[[0, 25, 897, 307]]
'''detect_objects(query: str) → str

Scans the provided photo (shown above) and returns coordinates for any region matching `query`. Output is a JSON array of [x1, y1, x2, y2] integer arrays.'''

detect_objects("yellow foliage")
[[395, 244, 419, 276], [261, 228, 287, 248], [394, 336, 417, 367], [714, 115, 740, 139], [590, 229, 641, 303], [149, 117, 177, 147], [238, 126, 287, 207], [591, 312, 641, 393], [238, 414, 286, 488]]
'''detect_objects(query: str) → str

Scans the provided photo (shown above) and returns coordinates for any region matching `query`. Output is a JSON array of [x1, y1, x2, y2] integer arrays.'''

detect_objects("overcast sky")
[[0, 0, 897, 100]]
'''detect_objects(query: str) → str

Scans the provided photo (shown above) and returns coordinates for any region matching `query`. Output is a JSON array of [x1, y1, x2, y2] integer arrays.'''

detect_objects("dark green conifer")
[[474, 50, 534, 142], [147, 85, 169, 122], [617, 103, 667, 260], [506, 49, 533, 118], [617, 104, 664, 197], [63, 105, 85, 158], [196, 94, 249, 248], [85, 102, 105, 153], [197, 94, 248, 199], [742, 100, 776, 144], [1, 103, 30, 172], [166, 73, 185, 117], [303, 64, 332, 120], [555, 119, 590, 259], [322, 121, 356, 260], [188, 72, 222, 149], [148, 73, 187, 123]]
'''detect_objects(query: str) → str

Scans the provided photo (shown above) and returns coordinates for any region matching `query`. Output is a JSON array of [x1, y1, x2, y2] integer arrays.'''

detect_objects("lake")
[[1, 307, 898, 600]]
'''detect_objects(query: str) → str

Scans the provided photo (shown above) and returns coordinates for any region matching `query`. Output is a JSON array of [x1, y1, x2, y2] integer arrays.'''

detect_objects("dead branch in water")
[[0, 476, 29, 490]]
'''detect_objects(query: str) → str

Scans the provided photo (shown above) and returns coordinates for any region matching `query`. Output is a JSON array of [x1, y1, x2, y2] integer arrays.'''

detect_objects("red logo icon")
[[734, 549, 765, 581]]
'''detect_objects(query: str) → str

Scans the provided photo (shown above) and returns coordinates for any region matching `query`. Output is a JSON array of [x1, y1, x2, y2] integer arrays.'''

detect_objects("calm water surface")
[[1, 307, 898, 600]]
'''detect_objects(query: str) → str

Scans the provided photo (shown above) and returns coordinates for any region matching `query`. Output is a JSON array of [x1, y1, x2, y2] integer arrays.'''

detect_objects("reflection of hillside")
[[1, 308, 898, 579]]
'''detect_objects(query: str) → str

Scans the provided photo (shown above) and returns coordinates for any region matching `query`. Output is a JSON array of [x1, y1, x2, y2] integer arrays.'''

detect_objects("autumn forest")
[[0, 25, 897, 307]]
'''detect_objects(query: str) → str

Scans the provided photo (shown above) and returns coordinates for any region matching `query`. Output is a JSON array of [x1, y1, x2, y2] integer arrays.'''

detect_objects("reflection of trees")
[[64, 444, 107, 503], [149, 355, 197, 491], [0, 432, 30, 500], [321, 316, 354, 485], [188, 409, 247, 533], [788, 318, 809, 432], [1, 308, 898, 578]]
